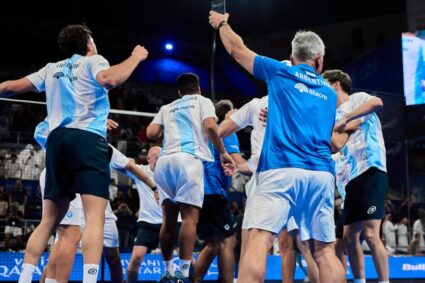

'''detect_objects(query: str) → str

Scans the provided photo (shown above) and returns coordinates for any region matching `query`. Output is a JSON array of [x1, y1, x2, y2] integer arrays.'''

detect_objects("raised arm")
[[209, 11, 257, 75], [96, 45, 148, 89], [0, 77, 37, 98], [334, 96, 383, 132]]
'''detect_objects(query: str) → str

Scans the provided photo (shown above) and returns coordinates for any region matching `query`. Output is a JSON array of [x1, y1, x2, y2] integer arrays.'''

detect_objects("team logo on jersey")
[[52, 72, 65, 79], [88, 268, 98, 275], [294, 83, 308, 93], [367, 206, 377, 214], [66, 211, 73, 219]]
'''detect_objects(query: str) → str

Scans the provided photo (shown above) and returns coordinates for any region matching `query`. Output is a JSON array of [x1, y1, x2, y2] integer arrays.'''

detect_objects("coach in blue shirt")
[[209, 11, 344, 283]]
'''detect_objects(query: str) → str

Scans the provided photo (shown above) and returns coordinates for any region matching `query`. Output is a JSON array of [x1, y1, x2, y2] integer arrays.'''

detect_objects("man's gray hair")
[[291, 30, 325, 62]]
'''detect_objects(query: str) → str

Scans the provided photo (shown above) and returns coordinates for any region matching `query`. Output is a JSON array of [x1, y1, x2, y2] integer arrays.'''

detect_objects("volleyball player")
[[147, 73, 235, 283], [0, 24, 148, 283], [34, 120, 156, 283], [126, 146, 163, 283], [193, 100, 246, 283], [323, 69, 389, 283]]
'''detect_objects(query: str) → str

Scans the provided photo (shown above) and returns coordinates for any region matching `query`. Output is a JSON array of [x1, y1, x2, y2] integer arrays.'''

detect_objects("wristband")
[[218, 20, 228, 29], [151, 185, 158, 192]]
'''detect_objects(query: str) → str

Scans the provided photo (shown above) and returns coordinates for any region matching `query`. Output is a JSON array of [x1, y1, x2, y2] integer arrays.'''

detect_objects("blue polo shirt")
[[254, 55, 337, 174], [203, 133, 240, 197]]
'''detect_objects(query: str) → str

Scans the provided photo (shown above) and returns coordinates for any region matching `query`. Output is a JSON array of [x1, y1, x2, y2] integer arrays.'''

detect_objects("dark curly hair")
[[322, 69, 352, 95], [57, 24, 92, 57]]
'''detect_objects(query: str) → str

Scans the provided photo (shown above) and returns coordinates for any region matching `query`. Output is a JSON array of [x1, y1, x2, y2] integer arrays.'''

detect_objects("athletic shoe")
[[173, 271, 192, 283], [157, 271, 174, 283]]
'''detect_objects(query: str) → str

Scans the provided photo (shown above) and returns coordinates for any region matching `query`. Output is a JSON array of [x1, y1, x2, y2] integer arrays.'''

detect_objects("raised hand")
[[209, 11, 229, 29], [132, 45, 149, 62]]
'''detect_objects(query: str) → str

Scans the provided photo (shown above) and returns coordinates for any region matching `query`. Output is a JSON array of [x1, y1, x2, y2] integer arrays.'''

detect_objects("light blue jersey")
[[402, 34, 425, 105], [333, 92, 387, 199], [150, 94, 217, 161], [203, 133, 240, 197], [253, 56, 337, 174], [27, 54, 110, 137], [34, 119, 50, 149]]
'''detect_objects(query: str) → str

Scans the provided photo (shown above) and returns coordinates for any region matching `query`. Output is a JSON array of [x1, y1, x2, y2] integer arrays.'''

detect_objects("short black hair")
[[58, 24, 92, 57], [322, 69, 352, 94], [215, 100, 234, 123], [177, 73, 200, 95]]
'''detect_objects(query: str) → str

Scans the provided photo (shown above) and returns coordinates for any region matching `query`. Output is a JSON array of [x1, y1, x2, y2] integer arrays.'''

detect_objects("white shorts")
[[103, 220, 119, 248], [80, 217, 119, 248], [60, 197, 83, 226], [60, 207, 81, 226], [245, 168, 335, 242], [154, 152, 204, 208], [241, 174, 257, 230]]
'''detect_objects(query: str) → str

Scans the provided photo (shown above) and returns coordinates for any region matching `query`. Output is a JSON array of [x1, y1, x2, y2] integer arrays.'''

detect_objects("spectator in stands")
[[137, 125, 148, 143], [4, 210, 24, 251], [114, 202, 134, 249], [4, 153, 22, 179], [109, 179, 118, 201], [0, 156, 5, 178], [382, 213, 397, 249], [126, 186, 139, 214], [112, 190, 128, 210], [396, 217, 409, 252], [9, 179, 27, 216], [19, 144, 40, 180], [0, 186, 9, 218], [413, 211, 425, 251], [407, 233, 421, 255]]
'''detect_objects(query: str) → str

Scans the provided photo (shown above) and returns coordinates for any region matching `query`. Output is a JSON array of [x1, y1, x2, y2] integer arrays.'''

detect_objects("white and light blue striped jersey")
[[127, 165, 162, 224], [230, 96, 268, 172], [334, 92, 387, 199], [151, 94, 217, 161], [26, 54, 110, 137], [34, 119, 50, 149]]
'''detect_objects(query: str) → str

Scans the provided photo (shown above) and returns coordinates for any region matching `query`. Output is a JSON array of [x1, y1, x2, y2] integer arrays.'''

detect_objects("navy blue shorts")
[[44, 128, 111, 200], [197, 194, 234, 240], [134, 221, 161, 251], [343, 167, 388, 225]]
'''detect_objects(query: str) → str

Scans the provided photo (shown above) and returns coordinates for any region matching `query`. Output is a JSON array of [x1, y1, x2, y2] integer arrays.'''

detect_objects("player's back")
[[27, 54, 110, 137], [157, 94, 215, 162]]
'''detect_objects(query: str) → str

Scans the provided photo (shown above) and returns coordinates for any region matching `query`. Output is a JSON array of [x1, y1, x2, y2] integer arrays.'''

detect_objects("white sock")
[[354, 279, 366, 283], [179, 259, 191, 278], [83, 264, 99, 283], [18, 263, 36, 283], [163, 260, 174, 276], [45, 278, 56, 283], [378, 281, 390, 283]]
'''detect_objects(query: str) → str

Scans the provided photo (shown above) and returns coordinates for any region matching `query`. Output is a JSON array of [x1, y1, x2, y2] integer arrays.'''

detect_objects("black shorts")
[[197, 194, 234, 240], [335, 210, 344, 239], [134, 221, 161, 251], [45, 128, 111, 200], [343, 167, 388, 225]]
